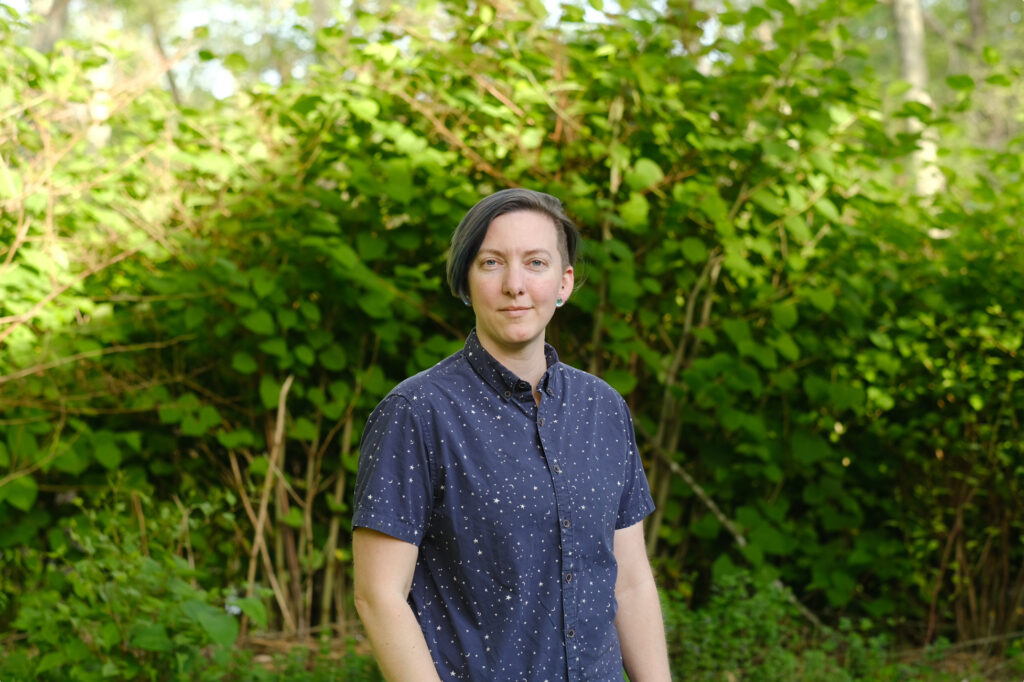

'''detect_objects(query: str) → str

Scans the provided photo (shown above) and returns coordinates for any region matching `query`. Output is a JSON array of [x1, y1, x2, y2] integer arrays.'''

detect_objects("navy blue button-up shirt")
[[353, 330, 655, 681]]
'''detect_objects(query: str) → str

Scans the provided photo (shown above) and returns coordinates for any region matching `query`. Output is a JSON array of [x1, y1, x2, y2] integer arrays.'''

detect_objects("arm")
[[613, 522, 672, 681], [352, 527, 443, 682]]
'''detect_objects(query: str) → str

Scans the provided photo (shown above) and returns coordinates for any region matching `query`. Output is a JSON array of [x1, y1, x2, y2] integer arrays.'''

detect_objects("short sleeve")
[[352, 394, 435, 545], [615, 398, 656, 529]]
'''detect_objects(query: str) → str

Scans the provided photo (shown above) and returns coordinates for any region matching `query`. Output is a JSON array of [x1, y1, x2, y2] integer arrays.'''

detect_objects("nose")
[[503, 263, 525, 296]]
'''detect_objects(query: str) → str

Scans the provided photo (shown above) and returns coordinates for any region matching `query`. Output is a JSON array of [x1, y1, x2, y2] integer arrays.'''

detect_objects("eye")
[[529, 259, 546, 268]]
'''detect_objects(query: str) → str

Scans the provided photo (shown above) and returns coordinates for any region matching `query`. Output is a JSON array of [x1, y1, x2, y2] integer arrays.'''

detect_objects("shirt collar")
[[463, 328, 560, 402]]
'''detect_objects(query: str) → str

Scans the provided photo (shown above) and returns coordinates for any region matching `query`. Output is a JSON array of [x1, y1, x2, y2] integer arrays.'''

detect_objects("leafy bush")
[[0, 488, 260, 681], [2, 0, 1022, 659], [662, 570, 1014, 681]]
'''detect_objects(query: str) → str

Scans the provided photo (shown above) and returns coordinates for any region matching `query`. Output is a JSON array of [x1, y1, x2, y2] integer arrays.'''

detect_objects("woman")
[[352, 189, 671, 681]]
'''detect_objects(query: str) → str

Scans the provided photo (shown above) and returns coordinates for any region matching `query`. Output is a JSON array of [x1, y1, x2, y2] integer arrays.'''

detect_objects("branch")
[[643, 435, 825, 631], [0, 245, 143, 346], [245, 374, 297, 633], [389, 87, 511, 185], [0, 409, 70, 491], [0, 335, 196, 387]]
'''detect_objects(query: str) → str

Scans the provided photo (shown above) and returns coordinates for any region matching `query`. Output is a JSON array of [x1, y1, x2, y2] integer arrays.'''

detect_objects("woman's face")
[[467, 210, 574, 359]]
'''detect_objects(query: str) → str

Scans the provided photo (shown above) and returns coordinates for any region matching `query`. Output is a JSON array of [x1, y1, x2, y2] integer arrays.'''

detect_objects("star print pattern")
[[353, 329, 655, 681]]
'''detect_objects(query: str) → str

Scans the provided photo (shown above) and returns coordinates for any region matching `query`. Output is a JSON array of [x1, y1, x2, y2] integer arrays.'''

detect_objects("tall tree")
[[892, 0, 944, 196], [29, 0, 71, 52]]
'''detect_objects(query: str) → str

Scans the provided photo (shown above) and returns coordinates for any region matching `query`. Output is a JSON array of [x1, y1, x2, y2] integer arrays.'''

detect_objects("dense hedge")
[[1, 0, 1022, 677]]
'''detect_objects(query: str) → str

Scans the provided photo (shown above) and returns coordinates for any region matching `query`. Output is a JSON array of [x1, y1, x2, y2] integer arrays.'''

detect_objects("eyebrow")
[[477, 248, 553, 258]]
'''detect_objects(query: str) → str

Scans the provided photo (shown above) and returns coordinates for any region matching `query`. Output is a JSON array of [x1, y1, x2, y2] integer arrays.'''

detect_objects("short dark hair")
[[446, 188, 580, 299]]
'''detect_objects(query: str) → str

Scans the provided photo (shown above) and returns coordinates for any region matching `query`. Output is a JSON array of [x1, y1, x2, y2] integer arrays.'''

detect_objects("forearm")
[[615, 579, 671, 681], [355, 593, 442, 682]]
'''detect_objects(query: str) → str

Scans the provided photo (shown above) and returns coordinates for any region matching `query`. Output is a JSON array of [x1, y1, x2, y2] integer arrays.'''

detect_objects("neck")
[[477, 334, 548, 390]]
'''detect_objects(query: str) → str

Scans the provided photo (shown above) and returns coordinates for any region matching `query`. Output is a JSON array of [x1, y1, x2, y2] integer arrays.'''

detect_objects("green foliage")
[[663, 571, 1012, 681], [2, 490, 240, 681], [2, 0, 1023, 670]]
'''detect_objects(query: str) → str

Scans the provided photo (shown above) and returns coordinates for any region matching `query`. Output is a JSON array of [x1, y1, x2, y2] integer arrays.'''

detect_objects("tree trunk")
[[892, 0, 944, 197], [312, 0, 331, 32], [967, 0, 985, 50], [30, 0, 72, 53], [146, 6, 182, 105]]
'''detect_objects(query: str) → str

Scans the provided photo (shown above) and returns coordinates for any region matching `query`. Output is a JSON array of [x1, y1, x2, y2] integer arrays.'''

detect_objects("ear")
[[559, 266, 574, 303]]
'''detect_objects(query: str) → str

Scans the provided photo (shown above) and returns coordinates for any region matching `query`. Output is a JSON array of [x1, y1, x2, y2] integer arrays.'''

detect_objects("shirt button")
[[504, 390, 511, 398], [561, 519, 571, 528], [546, 388, 554, 396], [567, 629, 575, 638], [552, 464, 562, 474], [538, 417, 545, 427], [565, 573, 573, 583]]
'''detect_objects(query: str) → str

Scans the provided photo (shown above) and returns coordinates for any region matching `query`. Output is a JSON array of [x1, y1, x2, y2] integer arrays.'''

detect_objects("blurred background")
[[1, 0, 1023, 679]]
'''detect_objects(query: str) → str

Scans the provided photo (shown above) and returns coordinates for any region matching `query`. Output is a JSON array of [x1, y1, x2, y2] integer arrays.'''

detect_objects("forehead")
[[479, 210, 559, 251]]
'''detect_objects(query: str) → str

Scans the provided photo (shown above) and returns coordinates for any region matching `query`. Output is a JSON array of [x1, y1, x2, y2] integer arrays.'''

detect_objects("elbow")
[[353, 576, 377, 623]]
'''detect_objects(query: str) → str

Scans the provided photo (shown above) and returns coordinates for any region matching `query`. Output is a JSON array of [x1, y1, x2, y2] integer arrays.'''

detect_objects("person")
[[352, 188, 671, 681]]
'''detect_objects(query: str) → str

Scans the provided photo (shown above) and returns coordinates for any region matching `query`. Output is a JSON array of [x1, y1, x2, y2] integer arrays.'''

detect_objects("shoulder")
[[375, 348, 472, 413]]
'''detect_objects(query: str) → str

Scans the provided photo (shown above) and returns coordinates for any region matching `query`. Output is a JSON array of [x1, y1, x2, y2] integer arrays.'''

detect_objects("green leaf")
[[289, 417, 318, 441], [520, 128, 544, 150], [295, 345, 315, 366], [982, 46, 1001, 65], [945, 74, 974, 91], [772, 333, 800, 361], [36, 650, 67, 674], [234, 597, 268, 629], [130, 623, 173, 652], [1, 475, 38, 511], [603, 369, 638, 396], [224, 52, 249, 72], [320, 344, 347, 371], [184, 305, 206, 329], [282, 506, 304, 528], [93, 432, 122, 470], [348, 98, 380, 122], [232, 352, 259, 374], [299, 301, 321, 323], [690, 514, 721, 540], [791, 430, 830, 465], [241, 310, 276, 336], [680, 237, 708, 263], [814, 197, 840, 222], [53, 447, 89, 475], [746, 343, 778, 370], [182, 600, 239, 648], [278, 308, 299, 330], [771, 302, 798, 330], [721, 318, 752, 347], [259, 376, 281, 409], [625, 158, 664, 191], [249, 456, 269, 477], [830, 383, 865, 412], [804, 288, 835, 313], [258, 338, 289, 358], [0, 441, 8, 467], [619, 192, 649, 231], [217, 429, 258, 449]]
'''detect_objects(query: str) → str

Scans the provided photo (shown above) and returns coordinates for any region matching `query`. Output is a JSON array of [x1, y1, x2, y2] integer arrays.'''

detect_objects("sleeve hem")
[[352, 510, 424, 546]]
